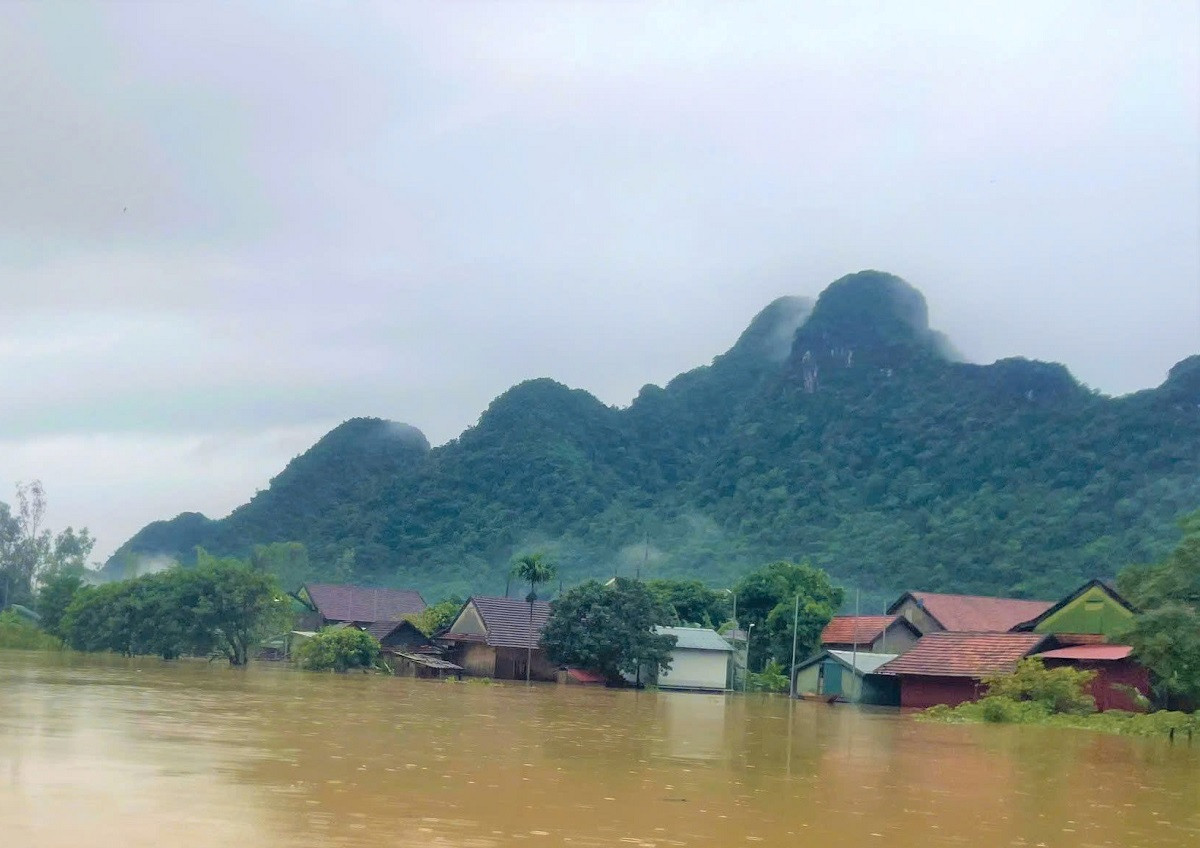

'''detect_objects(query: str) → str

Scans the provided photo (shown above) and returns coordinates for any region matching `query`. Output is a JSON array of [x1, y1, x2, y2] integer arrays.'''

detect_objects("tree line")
[[39, 550, 288, 665]]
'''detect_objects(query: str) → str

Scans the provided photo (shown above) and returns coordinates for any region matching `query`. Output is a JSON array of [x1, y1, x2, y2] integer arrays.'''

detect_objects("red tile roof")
[[304, 583, 426, 624], [565, 668, 607, 684], [892, 591, 1054, 632], [1037, 644, 1134, 661], [821, 615, 900, 645], [445, 596, 552, 650], [876, 631, 1048, 678]]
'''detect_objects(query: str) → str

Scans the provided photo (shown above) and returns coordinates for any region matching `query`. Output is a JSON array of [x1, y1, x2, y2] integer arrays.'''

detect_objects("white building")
[[652, 626, 733, 692]]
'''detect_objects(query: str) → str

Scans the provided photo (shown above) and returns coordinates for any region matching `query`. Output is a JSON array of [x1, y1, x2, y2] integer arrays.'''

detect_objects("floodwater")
[[2, 652, 1198, 848]]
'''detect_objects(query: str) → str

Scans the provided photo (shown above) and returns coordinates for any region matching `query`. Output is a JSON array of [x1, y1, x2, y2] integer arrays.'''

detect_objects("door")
[[822, 660, 843, 696]]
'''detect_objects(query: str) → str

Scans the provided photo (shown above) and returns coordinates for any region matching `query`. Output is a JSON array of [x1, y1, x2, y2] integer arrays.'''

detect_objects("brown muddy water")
[[2, 652, 1198, 847]]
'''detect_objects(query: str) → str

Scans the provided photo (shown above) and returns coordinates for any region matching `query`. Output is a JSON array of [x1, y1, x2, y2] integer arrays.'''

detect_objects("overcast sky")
[[2, 1, 1197, 561]]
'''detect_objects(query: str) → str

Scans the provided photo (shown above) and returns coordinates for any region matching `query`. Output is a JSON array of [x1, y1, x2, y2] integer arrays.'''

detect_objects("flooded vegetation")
[[3, 651, 1198, 847]]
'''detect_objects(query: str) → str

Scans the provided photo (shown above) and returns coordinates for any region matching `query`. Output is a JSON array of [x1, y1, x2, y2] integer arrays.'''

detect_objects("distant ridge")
[[106, 271, 1200, 601]]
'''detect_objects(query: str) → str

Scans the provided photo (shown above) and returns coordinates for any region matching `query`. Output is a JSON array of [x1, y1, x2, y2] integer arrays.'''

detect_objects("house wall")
[[1042, 658, 1150, 712], [898, 675, 981, 709], [454, 643, 497, 677], [659, 648, 730, 691], [860, 674, 901, 707], [494, 646, 557, 682], [892, 598, 944, 636], [449, 604, 487, 636], [794, 663, 823, 696], [1033, 586, 1135, 639], [874, 621, 920, 655]]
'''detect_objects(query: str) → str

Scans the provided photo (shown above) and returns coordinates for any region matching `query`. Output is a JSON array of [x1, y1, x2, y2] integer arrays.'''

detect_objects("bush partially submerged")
[[295, 628, 381, 673], [921, 658, 1199, 737], [983, 658, 1096, 715]]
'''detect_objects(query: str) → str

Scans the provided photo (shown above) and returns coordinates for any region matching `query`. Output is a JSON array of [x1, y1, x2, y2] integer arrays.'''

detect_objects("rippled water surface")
[[2, 651, 1198, 847]]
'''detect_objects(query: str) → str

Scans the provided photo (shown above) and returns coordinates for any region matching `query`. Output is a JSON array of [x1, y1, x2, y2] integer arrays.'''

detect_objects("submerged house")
[[820, 615, 921, 655], [792, 650, 900, 705], [875, 631, 1050, 708], [649, 626, 733, 692], [438, 596, 556, 681], [1014, 580, 1148, 711], [296, 583, 426, 630]]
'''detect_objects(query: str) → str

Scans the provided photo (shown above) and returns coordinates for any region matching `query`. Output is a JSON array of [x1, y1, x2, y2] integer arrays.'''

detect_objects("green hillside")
[[105, 271, 1200, 602]]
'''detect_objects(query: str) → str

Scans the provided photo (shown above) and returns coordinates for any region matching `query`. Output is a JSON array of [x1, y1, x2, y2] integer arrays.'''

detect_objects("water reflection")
[[2, 651, 1198, 847]]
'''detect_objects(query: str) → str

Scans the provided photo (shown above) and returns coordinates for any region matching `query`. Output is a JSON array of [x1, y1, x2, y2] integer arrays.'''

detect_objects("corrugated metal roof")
[[304, 583, 426, 624], [876, 631, 1048, 678], [827, 650, 899, 674], [890, 591, 1053, 632], [393, 652, 463, 670], [822, 615, 898, 645], [461, 595, 552, 649], [566, 668, 607, 684], [654, 626, 734, 652], [1037, 644, 1134, 661]]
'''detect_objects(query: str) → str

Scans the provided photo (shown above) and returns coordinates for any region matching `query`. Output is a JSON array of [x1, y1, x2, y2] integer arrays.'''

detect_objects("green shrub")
[[295, 627, 380, 672], [983, 658, 1096, 715], [747, 660, 790, 693]]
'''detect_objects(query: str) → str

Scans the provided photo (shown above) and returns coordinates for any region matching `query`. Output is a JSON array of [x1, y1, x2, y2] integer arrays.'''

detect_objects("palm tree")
[[511, 552, 556, 684]]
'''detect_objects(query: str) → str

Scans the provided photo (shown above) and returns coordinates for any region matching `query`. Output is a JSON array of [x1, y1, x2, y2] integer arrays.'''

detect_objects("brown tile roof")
[[304, 583, 426, 624], [365, 619, 426, 642], [821, 615, 900, 645], [446, 596, 552, 650], [890, 591, 1054, 632], [876, 631, 1049, 678]]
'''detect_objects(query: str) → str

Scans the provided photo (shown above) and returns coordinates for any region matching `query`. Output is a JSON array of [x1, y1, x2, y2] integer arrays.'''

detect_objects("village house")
[[1014, 579, 1149, 710], [887, 590, 1054, 635], [648, 626, 734, 692], [875, 631, 1050, 708], [295, 583, 426, 630], [820, 615, 921, 655], [357, 620, 463, 680], [438, 596, 556, 681], [792, 650, 900, 705]]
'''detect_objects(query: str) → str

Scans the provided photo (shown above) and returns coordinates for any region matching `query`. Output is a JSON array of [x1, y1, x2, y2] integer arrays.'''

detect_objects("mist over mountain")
[[106, 271, 1200, 601]]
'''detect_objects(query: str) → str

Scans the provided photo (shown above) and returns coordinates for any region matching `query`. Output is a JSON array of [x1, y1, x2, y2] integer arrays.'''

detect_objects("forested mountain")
[[105, 271, 1200, 603]]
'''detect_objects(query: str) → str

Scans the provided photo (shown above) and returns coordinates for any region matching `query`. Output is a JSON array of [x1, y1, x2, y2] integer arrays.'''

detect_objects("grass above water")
[[0, 610, 63, 651], [919, 695, 1200, 738]]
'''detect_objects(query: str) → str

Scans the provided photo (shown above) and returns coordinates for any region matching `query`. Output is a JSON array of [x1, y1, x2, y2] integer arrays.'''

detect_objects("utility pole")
[[743, 623, 754, 693], [851, 586, 860, 703], [789, 593, 800, 699]]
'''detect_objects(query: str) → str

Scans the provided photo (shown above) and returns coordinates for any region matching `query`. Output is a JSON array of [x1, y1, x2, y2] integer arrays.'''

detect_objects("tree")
[[1119, 513, 1200, 708], [190, 550, 291, 665], [645, 579, 730, 627], [733, 560, 844, 671], [295, 628, 381, 672], [541, 578, 676, 685], [512, 552, 557, 683], [36, 571, 85, 640], [60, 553, 287, 664], [408, 596, 464, 636], [0, 483, 96, 609]]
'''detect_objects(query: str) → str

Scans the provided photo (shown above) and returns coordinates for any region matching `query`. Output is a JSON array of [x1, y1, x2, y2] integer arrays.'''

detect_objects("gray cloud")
[[1, 1, 1196, 557]]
